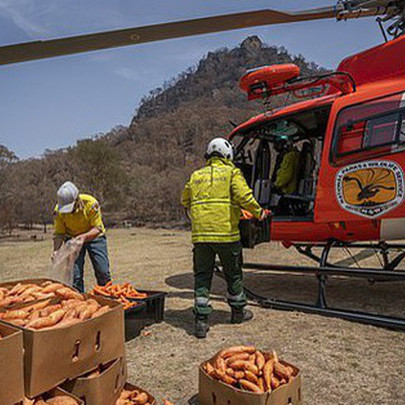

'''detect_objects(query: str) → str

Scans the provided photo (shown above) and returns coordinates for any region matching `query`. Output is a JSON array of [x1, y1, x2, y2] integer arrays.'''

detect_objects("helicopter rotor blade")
[[0, 6, 385, 66]]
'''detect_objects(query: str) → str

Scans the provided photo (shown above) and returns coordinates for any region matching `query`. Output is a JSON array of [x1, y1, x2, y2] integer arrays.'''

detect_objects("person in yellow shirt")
[[52, 181, 111, 292], [182, 138, 267, 338]]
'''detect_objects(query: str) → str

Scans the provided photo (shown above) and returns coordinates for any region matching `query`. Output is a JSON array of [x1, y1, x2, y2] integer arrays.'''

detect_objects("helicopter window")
[[332, 93, 405, 165], [364, 111, 400, 148]]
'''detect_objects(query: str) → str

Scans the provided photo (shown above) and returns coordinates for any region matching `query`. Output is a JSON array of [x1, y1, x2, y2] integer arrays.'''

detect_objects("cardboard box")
[[21, 387, 85, 404], [119, 383, 157, 405], [0, 323, 24, 405], [62, 357, 127, 405], [199, 357, 302, 405], [0, 294, 125, 398]]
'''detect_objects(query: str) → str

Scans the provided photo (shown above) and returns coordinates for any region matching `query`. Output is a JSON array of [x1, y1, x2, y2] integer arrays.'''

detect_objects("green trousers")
[[193, 241, 247, 317]]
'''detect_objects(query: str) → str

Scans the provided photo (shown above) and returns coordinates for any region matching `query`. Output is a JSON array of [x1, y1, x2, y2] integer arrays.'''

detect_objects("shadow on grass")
[[165, 272, 227, 296], [164, 307, 231, 336]]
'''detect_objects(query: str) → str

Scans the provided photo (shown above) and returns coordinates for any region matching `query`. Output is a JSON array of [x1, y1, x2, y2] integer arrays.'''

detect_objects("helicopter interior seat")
[[280, 141, 316, 217], [297, 141, 315, 197]]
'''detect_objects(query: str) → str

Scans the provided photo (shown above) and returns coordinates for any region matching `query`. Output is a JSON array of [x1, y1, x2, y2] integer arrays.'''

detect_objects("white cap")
[[57, 181, 79, 214], [206, 137, 234, 160]]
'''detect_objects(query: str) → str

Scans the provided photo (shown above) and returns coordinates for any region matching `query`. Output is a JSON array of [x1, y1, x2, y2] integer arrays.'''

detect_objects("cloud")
[[113, 67, 142, 82], [0, 0, 50, 37]]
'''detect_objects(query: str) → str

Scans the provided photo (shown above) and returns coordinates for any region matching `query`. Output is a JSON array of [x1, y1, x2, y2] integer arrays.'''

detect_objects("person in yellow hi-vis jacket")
[[273, 139, 300, 194], [182, 138, 268, 338], [52, 181, 111, 292]]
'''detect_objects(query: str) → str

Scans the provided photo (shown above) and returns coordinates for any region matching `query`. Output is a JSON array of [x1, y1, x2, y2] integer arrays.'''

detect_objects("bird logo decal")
[[336, 161, 404, 218]]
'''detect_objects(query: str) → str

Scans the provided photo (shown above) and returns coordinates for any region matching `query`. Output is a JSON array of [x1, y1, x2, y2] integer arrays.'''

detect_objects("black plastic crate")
[[239, 215, 272, 248], [130, 290, 166, 325], [124, 301, 147, 341]]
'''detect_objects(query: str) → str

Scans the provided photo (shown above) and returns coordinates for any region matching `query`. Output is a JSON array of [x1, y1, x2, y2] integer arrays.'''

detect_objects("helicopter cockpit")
[[232, 105, 331, 220]]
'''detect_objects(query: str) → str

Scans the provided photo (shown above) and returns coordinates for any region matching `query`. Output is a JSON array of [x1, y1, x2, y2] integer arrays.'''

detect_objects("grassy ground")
[[0, 228, 404, 404]]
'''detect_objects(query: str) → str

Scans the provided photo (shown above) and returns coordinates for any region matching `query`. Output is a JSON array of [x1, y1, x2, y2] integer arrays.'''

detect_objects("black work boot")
[[231, 308, 254, 324], [195, 316, 210, 339]]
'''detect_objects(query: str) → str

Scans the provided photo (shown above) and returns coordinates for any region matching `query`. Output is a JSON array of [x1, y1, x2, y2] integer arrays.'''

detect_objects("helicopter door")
[[239, 139, 272, 248]]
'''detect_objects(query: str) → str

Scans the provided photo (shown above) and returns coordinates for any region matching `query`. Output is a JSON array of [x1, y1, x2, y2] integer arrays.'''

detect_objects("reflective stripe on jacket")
[[181, 157, 263, 243]]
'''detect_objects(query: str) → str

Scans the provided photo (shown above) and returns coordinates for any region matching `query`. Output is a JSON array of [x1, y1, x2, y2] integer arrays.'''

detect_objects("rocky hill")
[[0, 36, 325, 230]]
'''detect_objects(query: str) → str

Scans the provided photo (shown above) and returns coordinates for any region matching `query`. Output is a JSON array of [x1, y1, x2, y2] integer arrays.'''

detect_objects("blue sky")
[[0, 1, 382, 158]]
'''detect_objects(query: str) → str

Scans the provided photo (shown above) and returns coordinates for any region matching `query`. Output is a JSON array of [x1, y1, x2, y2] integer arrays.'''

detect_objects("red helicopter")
[[1, 0, 405, 328]]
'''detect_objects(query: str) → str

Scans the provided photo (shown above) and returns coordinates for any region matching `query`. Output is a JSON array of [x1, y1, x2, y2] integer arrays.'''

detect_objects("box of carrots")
[[199, 346, 301, 405], [0, 323, 24, 405], [0, 279, 125, 399]]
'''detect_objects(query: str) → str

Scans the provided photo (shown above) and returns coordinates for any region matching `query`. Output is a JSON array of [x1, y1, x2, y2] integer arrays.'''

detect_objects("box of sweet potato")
[[61, 357, 127, 405], [198, 346, 302, 405], [20, 387, 84, 404], [116, 382, 157, 405], [0, 280, 125, 398], [0, 323, 24, 405]]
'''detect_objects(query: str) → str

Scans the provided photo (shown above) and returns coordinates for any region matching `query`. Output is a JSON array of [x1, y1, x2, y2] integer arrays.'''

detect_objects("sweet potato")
[[258, 377, 264, 392], [45, 396, 79, 404], [215, 369, 237, 386], [245, 370, 259, 385], [228, 360, 249, 370], [218, 346, 256, 359], [225, 352, 250, 365], [41, 283, 64, 294], [10, 318, 26, 327], [55, 288, 84, 301], [234, 371, 245, 380], [215, 356, 226, 373], [263, 359, 274, 392], [255, 351, 265, 370], [2, 309, 30, 320], [239, 379, 263, 393], [23, 299, 52, 313], [226, 368, 235, 377], [27, 309, 66, 329], [40, 304, 62, 317], [91, 305, 110, 318], [270, 375, 280, 390], [78, 299, 100, 321], [274, 361, 292, 381], [133, 392, 148, 404]]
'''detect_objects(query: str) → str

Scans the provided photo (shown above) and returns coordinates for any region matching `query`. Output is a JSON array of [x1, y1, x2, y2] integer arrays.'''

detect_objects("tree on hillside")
[[69, 139, 128, 211], [0, 145, 19, 235]]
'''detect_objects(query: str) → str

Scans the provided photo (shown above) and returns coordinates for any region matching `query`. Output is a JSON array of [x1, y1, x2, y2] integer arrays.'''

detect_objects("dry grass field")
[[0, 228, 404, 404]]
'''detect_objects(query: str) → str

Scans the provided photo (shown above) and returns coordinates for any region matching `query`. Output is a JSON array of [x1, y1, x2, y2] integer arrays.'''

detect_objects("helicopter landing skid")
[[214, 241, 405, 330]]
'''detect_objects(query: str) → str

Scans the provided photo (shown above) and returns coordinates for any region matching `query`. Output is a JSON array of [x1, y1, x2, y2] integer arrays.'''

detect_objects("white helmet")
[[206, 138, 234, 160]]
